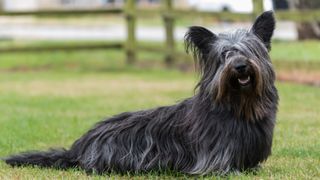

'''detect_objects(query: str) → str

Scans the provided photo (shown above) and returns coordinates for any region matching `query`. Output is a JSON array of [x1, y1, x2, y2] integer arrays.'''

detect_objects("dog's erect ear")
[[251, 11, 275, 51], [185, 26, 217, 60]]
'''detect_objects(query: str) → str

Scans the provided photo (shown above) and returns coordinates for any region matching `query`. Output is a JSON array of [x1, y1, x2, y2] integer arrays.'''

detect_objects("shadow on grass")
[[2, 161, 265, 179]]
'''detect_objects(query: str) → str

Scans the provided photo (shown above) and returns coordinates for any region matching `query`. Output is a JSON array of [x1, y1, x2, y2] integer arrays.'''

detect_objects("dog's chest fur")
[[184, 104, 275, 174]]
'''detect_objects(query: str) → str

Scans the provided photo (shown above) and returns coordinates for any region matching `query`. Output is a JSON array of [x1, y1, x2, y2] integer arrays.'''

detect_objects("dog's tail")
[[3, 148, 77, 169]]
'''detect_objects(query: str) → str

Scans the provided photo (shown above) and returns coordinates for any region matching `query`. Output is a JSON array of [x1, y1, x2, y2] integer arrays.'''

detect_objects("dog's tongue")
[[238, 76, 251, 85]]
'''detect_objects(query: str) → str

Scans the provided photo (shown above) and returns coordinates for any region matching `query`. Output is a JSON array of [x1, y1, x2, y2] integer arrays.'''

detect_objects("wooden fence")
[[0, 0, 320, 65]]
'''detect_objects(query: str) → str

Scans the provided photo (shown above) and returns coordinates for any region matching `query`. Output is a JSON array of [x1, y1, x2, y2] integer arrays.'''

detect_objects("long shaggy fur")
[[4, 11, 278, 175]]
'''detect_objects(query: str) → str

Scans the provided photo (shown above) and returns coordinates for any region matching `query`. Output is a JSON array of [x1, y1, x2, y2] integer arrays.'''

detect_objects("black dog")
[[5, 11, 278, 175]]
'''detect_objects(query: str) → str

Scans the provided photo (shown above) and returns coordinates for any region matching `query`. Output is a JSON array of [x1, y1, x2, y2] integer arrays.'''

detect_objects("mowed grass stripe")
[[0, 71, 319, 179]]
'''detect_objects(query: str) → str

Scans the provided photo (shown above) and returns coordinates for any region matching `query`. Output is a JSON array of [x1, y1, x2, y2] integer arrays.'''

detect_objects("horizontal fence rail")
[[276, 10, 320, 22], [0, 8, 122, 16], [0, 42, 122, 53], [0, 0, 319, 64]]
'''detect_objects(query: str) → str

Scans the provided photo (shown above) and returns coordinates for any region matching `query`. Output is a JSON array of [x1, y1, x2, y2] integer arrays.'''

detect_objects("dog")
[[4, 11, 278, 175]]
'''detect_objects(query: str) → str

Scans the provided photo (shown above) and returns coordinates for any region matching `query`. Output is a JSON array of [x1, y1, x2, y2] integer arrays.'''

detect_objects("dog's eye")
[[221, 50, 229, 59], [219, 51, 229, 64]]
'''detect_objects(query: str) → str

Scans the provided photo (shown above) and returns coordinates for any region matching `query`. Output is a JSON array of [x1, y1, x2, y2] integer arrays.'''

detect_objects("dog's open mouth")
[[238, 76, 251, 86]]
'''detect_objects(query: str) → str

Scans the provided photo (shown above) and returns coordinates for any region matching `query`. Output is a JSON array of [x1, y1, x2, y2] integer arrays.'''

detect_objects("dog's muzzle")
[[230, 57, 254, 88]]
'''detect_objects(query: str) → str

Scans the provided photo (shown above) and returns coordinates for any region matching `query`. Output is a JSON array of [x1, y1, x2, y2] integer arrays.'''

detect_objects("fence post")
[[125, 0, 136, 64], [163, 0, 175, 66], [253, 0, 264, 18]]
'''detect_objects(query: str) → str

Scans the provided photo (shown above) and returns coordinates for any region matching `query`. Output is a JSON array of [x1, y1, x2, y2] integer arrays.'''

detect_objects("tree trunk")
[[294, 0, 320, 40]]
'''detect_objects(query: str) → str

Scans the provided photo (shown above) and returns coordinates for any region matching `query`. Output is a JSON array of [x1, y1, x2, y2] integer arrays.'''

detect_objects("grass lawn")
[[0, 40, 319, 179], [0, 69, 319, 179], [0, 40, 319, 71]]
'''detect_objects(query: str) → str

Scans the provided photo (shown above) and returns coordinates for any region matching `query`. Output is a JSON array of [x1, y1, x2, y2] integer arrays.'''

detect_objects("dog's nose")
[[235, 64, 247, 72], [234, 62, 247, 73]]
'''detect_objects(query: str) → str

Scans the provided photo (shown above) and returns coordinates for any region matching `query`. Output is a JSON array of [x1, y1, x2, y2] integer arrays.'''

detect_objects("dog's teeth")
[[238, 76, 250, 85]]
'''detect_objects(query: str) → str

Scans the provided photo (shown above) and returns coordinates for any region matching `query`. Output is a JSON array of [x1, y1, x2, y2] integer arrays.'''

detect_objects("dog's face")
[[185, 11, 276, 103]]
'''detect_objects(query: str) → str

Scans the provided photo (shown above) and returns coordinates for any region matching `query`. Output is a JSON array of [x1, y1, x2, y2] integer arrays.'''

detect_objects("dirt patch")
[[277, 70, 320, 87], [6, 65, 54, 72], [1, 62, 320, 87], [0, 78, 194, 97]]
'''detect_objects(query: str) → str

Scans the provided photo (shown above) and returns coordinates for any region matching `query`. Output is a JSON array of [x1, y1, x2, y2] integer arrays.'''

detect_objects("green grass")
[[271, 41, 320, 71], [0, 40, 319, 71], [0, 69, 319, 179], [271, 41, 320, 62], [0, 40, 319, 178]]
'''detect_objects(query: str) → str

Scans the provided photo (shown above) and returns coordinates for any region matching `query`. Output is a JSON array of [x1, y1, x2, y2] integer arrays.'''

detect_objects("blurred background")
[[0, 1, 319, 179], [0, 0, 318, 83]]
